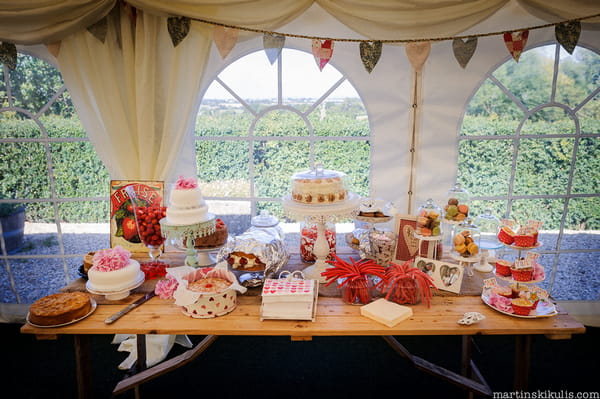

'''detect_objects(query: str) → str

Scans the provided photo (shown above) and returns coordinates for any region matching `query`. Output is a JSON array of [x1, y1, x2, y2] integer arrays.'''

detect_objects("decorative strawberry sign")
[[312, 39, 334, 71]]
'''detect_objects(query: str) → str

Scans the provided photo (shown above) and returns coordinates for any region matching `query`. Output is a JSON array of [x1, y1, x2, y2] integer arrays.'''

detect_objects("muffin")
[[511, 266, 534, 282], [495, 259, 512, 276], [498, 226, 515, 245], [513, 234, 536, 247], [511, 298, 535, 316], [491, 285, 512, 298]]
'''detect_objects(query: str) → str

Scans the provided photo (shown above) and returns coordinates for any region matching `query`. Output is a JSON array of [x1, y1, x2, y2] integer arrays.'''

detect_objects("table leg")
[[514, 335, 532, 390], [73, 334, 93, 399]]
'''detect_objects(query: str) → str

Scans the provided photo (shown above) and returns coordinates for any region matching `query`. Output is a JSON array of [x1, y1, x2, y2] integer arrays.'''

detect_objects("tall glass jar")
[[250, 210, 285, 241], [300, 219, 336, 263], [416, 198, 442, 237], [474, 209, 502, 250], [453, 218, 480, 258], [443, 182, 471, 222]]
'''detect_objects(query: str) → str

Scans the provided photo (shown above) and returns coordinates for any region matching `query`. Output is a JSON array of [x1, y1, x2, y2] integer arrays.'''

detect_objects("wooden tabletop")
[[21, 294, 585, 340]]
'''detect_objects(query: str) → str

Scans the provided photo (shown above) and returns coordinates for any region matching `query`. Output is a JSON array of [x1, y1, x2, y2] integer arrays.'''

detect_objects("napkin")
[[112, 334, 193, 370]]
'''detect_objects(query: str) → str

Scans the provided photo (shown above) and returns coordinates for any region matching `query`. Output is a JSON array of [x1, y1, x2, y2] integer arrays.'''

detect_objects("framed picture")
[[415, 256, 464, 294], [110, 180, 164, 252], [393, 214, 441, 262]]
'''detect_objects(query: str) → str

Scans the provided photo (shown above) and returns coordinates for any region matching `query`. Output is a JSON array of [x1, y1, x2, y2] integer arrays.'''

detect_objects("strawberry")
[[122, 217, 138, 241]]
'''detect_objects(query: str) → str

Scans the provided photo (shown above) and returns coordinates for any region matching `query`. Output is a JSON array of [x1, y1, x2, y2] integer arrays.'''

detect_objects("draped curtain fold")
[[1, 0, 599, 181]]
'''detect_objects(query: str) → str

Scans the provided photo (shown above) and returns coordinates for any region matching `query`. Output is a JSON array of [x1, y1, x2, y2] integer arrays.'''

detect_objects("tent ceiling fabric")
[[1, 1, 599, 45]]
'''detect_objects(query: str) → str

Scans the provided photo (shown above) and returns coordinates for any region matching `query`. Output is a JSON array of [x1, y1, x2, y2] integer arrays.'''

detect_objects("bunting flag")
[[87, 17, 108, 43], [46, 42, 61, 58], [452, 37, 477, 69], [213, 26, 238, 59], [503, 30, 529, 62], [263, 33, 285, 64], [359, 41, 382, 73], [405, 41, 430, 72], [312, 39, 334, 71], [0, 42, 17, 70], [555, 21, 581, 54], [167, 16, 191, 47]]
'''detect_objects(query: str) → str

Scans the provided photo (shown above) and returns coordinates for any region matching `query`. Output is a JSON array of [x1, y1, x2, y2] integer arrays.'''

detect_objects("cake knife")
[[104, 292, 156, 324]]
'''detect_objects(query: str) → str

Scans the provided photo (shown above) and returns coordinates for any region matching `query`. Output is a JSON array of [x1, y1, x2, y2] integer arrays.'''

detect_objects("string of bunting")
[[0, 10, 598, 72]]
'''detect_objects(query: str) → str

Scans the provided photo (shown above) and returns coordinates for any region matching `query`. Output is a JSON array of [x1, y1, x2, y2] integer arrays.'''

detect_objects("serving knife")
[[104, 292, 156, 324]]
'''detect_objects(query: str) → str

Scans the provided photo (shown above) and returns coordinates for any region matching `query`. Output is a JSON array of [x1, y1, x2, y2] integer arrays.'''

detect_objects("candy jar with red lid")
[[416, 198, 442, 237]]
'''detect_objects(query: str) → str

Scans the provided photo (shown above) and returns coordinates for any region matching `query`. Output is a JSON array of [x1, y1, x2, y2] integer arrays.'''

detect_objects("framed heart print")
[[415, 256, 464, 294]]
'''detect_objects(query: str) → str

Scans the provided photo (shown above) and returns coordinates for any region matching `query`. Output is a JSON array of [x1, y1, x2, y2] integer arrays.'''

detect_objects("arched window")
[[195, 48, 371, 235], [458, 43, 600, 301]]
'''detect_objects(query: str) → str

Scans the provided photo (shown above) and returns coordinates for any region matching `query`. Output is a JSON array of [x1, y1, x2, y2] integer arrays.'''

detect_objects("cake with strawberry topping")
[[192, 218, 228, 248], [87, 246, 141, 292], [165, 176, 209, 225]]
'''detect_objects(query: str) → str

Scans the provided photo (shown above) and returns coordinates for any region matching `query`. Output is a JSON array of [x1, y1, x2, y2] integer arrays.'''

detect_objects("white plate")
[[27, 298, 97, 328], [86, 272, 145, 300], [504, 241, 542, 250], [494, 272, 544, 284], [481, 291, 557, 318]]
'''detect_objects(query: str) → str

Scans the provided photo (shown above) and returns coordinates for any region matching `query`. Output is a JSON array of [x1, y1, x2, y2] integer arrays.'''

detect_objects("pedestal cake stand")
[[160, 215, 217, 267], [283, 193, 360, 283]]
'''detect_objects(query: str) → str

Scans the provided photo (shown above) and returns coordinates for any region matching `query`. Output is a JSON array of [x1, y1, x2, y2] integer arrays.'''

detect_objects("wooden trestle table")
[[21, 252, 585, 398]]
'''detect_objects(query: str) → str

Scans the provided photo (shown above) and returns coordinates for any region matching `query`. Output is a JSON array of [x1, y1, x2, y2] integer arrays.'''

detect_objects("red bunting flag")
[[312, 39, 334, 71], [503, 30, 529, 62]]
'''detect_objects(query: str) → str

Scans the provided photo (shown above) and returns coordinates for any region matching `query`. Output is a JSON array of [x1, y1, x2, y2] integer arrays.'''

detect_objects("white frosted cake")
[[165, 176, 209, 225], [291, 164, 348, 204], [87, 246, 141, 291]]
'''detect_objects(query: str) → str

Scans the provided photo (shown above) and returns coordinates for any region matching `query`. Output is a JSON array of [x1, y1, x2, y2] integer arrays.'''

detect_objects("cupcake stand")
[[283, 193, 360, 283], [159, 215, 217, 267]]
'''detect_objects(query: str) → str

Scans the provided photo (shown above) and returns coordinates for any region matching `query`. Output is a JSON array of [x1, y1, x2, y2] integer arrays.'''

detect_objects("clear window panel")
[[309, 98, 369, 138], [206, 199, 251, 237], [313, 140, 370, 197], [58, 213, 110, 255], [51, 142, 109, 198], [520, 107, 576, 135], [572, 137, 600, 194], [256, 200, 284, 222], [464, 79, 525, 127], [21, 206, 60, 256], [493, 46, 554, 110], [468, 200, 508, 223], [281, 49, 342, 101], [0, 112, 43, 139], [0, 265, 18, 303], [45, 115, 86, 138], [6, 258, 70, 303], [510, 198, 565, 244], [577, 93, 600, 135], [457, 139, 513, 197], [0, 142, 51, 199], [217, 51, 277, 111], [196, 140, 251, 197], [253, 140, 309, 198], [254, 109, 309, 137], [514, 138, 574, 196], [197, 86, 253, 137], [561, 197, 600, 249], [552, 252, 600, 300], [556, 46, 600, 109], [58, 200, 110, 224]]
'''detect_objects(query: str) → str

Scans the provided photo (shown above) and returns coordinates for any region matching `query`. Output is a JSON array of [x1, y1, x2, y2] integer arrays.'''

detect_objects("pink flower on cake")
[[532, 263, 545, 280], [174, 175, 198, 189], [92, 246, 131, 272], [489, 291, 514, 313], [155, 276, 178, 299]]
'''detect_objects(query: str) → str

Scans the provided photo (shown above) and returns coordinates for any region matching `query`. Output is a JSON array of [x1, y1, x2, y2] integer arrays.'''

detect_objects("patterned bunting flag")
[[46, 42, 61, 58], [87, 17, 108, 43], [312, 39, 334, 71], [503, 30, 529, 62], [555, 21, 581, 54], [452, 37, 477, 69], [405, 42, 430, 72], [0, 42, 17, 70], [263, 33, 285, 64], [167, 16, 191, 47], [359, 41, 382, 73], [213, 26, 238, 59]]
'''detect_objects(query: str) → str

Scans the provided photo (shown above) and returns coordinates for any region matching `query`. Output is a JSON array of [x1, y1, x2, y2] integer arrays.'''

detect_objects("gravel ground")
[[1, 223, 598, 304]]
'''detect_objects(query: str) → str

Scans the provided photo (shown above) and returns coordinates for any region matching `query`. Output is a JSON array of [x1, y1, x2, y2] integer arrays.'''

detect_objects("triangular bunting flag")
[[406, 42, 430, 72], [263, 33, 285, 64], [0, 42, 17, 70], [167, 16, 191, 47], [555, 21, 580, 54], [87, 17, 108, 43], [359, 41, 382, 73], [123, 3, 137, 28], [46, 42, 61, 58], [503, 30, 529, 62], [452, 37, 477, 69], [312, 39, 334, 71], [213, 26, 238, 59]]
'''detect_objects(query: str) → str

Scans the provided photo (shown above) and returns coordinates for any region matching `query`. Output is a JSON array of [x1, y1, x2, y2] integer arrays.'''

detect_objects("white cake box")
[[260, 271, 318, 321], [169, 263, 247, 319]]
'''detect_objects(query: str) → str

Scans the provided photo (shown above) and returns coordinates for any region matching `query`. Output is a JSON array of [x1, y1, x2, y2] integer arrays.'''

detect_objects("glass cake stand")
[[159, 215, 217, 267]]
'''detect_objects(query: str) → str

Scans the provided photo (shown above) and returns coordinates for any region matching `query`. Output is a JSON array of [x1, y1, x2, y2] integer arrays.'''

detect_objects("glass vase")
[[340, 276, 373, 305]]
